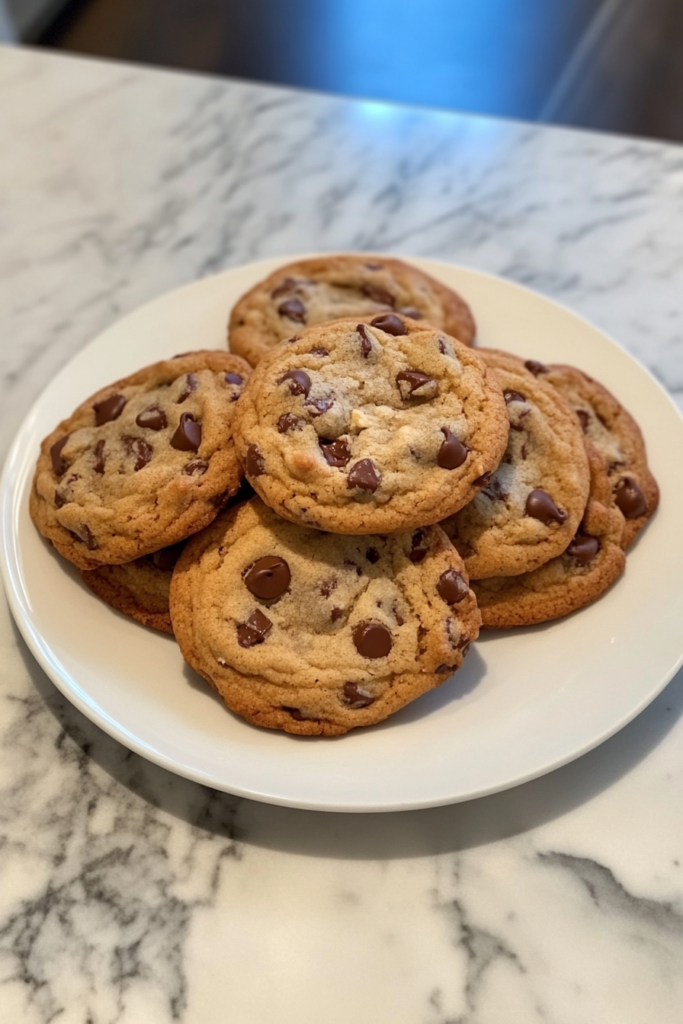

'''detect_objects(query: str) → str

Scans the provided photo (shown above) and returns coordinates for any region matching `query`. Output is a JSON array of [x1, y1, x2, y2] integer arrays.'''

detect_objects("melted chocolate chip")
[[576, 409, 590, 432], [310, 347, 329, 357], [93, 393, 127, 426], [566, 533, 600, 565], [319, 437, 351, 467], [353, 621, 392, 659], [400, 307, 423, 320], [277, 413, 305, 433], [50, 435, 70, 476], [357, 323, 374, 357], [438, 338, 448, 355], [237, 609, 273, 647], [282, 706, 307, 721], [93, 439, 106, 474], [280, 369, 311, 396], [366, 547, 380, 563], [246, 445, 265, 477], [271, 277, 299, 299], [320, 577, 337, 597], [473, 471, 492, 487], [54, 490, 65, 509], [305, 395, 334, 417], [244, 556, 291, 600], [396, 370, 434, 399], [347, 459, 380, 493], [524, 360, 548, 376], [225, 372, 244, 386], [370, 313, 407, 336], [525, 489, 568, 525], [436, 664, 457, 675], [177, 374, 197, 403], [343, 682, 375, 709], [331, 607, 343, 622], [409, 530, 428, 563], [614, 477, 647, 518], [362, 283, 395, 307], [136, 405, 167, 430], [152, 542, 185, 572], [74, 523, 97, 550], [170, 413, 201, 452], [278, 298, 307, 323], [182, 459, 209, 476], [437, 428, 468, 470], [437, 569, 469, 604], [123, 436, 153, 471], [504, 390, 526, 404]]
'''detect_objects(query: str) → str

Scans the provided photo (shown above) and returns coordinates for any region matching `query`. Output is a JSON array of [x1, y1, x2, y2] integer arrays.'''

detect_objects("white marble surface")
[[1, 44, 683, 1023]]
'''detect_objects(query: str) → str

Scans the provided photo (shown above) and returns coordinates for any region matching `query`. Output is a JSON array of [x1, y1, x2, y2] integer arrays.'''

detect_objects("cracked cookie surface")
[[30, 350, 251, 570], [228, 254, 476, 366], [232, 317, 508, 535], [441, 349, 590, 578], [170, 497, 481, 736]]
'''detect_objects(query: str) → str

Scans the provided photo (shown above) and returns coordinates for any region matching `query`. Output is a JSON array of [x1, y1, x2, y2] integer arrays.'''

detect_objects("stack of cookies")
[[30, 255, 659, 737]]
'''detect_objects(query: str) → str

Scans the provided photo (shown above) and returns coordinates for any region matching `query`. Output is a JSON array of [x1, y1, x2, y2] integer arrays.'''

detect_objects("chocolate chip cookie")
[[81, 542, 185, 633], [472, 439, 626, 627], [232, 317, 509, 535], [228, 254, 476, 366], [30, 351, 251, 570], [170, 497, 481, 736], [522, 360, 659, 548], [441, 349, 591, 578]]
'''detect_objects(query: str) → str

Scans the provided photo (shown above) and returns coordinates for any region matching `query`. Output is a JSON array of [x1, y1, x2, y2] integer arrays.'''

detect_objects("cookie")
[[472, 439, 626, 627], [81, 542, 184, 634], [30, 350, 251, 570], [228, 254, 476, 366], [440, 349, 591, 578], [232, 317, 509, 535], [523, 359, 659, 548], [170, 497, 481, 736]]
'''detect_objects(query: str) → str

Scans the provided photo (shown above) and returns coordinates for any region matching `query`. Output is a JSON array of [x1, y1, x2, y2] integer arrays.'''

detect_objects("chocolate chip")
[[331, 607, 343, 622], [353, 621, 392, 659], [473, 471, 492, 487], [310, 348, 329, 357], [343, 682, 375, 708], [279, 369, 311, 396], [524, 360, 548, 376], [244, 556, 291, 600], [177, 374, 197, 403], [319, 437, 351, 467], [246, 444, 265, 477], [123, 436, 153, 471], [438, 339, 448, 354], [576, 409, 590, 432], [504, 390, 526, 404], [437, 428, 468, 470], [362, 283, 395, 307], [614, 477, 647, 518], [357, 323, 374, 357], [182, 459, 209, 476], [93, 439, 106, 474], [320, 577, 337, 597], [50, 435, 70, 476], [170, 413, 201, 452], [396, 369, 434, 399], [436, 664, 457, 675], [525, 489, 568, 525], [566, 533, 600, 565], [54, 490, 65, 508], [282, 706, 306, 721], [136, 405, 167, 430], [74, 523, 97, 550], [278, 298, 307, 323], [394, 609, 404, 625], [366, 547, 380, 563], [347, 459, 380, 493], [152, 543, 185, 572], [277, 413, 305, 433], [370, 313, 406, 336], [237, 609, 273, 647], [93, 393, 126, 425], [364, 261, 383, 270], [305, 395, 335, 417], [225, 373, 244, 386], [437, 569, 469, 604], [409, 532, 429, 565], [271, 277, 299, 299]]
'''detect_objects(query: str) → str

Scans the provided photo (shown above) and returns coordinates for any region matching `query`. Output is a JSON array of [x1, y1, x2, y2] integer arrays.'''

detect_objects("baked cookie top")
[[525, 360, 659, 548], [440, 349, 591, 578], [81, 542, 185, 634], [232, 317, 509, 535], [228, 254, 476, 366], [170, 497, 481, 737], [30, 350, 251, 570], [473, 439, 626, 627]]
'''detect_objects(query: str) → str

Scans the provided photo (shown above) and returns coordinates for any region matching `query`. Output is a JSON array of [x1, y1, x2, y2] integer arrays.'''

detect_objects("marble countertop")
[[1, 44, 683, 1024]]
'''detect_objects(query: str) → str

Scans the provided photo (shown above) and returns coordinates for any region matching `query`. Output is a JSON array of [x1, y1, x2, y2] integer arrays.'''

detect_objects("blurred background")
[[1, 0, 682, 142]]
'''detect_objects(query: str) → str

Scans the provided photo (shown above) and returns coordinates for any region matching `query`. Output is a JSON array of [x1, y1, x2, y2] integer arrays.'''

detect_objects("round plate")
[[2, 257, 682, 812]]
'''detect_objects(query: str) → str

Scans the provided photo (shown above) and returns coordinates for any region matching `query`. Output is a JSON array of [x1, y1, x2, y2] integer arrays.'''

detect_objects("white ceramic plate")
[[2, 257, 682, 812]]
